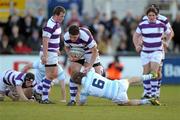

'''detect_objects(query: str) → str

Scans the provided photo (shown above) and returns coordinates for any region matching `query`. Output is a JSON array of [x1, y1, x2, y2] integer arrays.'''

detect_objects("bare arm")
[[16, 86, 29, 101], [133, 32, 142, 53], [89, 45, 98, 67], [41, 37, 49, 64], [22, 62, 33, 72]]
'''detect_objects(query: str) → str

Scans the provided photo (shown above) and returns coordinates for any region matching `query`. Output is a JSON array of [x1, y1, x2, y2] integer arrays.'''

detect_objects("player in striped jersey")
[[141, 4, 174, 100], [40, 6, 66, 104], [133, 7, 172, 101], [0, 70, 34, 101], [71, 69, 160, 106], [64, 25, 104, 105], [22, 60, 66, 103]]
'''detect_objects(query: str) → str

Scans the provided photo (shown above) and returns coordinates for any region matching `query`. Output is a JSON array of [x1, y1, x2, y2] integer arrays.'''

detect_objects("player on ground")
[[0, 70, 34, 102], [71, 69, 160, 106], [40, 6, 66, 104], [22, 60, 66, 103], [64, 25, 104, 106], [133, 7, 172, 101]]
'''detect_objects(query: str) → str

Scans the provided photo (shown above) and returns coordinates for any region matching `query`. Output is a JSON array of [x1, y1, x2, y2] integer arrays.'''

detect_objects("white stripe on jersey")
[[3, 70, 25, 86]]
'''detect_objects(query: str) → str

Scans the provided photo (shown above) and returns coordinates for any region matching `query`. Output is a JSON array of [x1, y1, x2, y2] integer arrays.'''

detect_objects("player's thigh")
[[150, 62, 160, 72], [143, 63, 151, 74], [45, 66, 58, 79]]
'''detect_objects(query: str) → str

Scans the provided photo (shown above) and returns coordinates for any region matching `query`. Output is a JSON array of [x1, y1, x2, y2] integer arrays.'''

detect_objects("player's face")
[[70, 34, 79, 42], [56, 12, 65, 23], [25, 79, 33, 87], [147, 12, 157, 22]]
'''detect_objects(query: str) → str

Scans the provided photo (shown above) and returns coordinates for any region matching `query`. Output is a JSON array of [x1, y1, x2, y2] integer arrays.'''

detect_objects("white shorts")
[[140, 51, 163, 65], [112, 79, 129, 104], [84, 54, 100, 64], [0, 72, 7, 93], [34, 63, 65, 84], [40, 51, 58, 65]]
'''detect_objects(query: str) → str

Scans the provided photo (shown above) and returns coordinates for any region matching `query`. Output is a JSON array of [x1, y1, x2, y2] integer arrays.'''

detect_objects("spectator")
[[172, 13, 180, 53], [106, 56, 124, 80], [9, 25, 25, 47], [0, 34, 14, 54], [14, 40, 32, 54], [27, 29, 41, 52]]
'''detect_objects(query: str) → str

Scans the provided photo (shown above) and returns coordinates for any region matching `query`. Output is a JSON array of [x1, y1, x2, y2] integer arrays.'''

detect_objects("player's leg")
[[142, 63, 152, 99], [40, 52, 58, 104], [67, 61, 82, 105], [150, 62, 160, 98], [156, 62, 163, 99], [150, 51, 163, 99], [140, 52, 152, 99], [40, 65, 58, 103], [57, 64, 66, 102]]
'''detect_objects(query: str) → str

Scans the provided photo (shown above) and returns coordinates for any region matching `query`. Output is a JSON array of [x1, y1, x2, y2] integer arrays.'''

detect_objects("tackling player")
[[71, 69, 160, 106]]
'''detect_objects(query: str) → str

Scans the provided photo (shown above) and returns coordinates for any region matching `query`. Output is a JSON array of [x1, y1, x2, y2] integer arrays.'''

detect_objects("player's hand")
[[135, 45, 142, 53], [83, 65, 92, 73], [41, 55, 47, 64], [69, 55, 80, 62], [57, 50, 61, 56]]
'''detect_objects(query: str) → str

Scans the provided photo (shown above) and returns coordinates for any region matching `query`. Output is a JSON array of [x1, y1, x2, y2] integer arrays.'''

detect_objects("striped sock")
[[42, 78, 52, 101], [156, 79, 162, 98], [150, 79, 158, 98], [143, 79, 151, 97], [35, 82, 43, 94], [69, 78, 78, 101]]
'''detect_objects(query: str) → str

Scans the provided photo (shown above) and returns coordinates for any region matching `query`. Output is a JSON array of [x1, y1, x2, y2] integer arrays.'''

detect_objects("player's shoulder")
[[45, 17, 56, 28], [79, 27, 91, 40], [158, 14, 168, 21], [63, 32, 70, 40]]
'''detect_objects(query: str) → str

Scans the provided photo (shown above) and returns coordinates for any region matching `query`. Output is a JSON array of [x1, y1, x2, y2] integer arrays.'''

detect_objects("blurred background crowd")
[[0, 0, 180, 55]]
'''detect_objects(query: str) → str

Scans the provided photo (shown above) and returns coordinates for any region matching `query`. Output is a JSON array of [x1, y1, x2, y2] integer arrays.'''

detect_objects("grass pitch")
[[0, 85, 179, 120]]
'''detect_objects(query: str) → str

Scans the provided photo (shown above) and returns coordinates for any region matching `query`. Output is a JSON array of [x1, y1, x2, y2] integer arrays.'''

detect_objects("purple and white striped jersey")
[[2, 70, 26, 86], [42, 17, 62, 52], [136, 20, 171, 52], [142, 14, 171, 29], [64, 27, 97, 54]]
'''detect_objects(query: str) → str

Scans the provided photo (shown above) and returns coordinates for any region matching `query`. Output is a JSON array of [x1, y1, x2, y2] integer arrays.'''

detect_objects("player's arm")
[[89, 45, 98, 67], [41, 37, 49, 64], [79, 93, 87, 106], [163, 26, 172, 48], [133, 32, 142, 53], [16, 85, 29, 101], [22, 62, 33, 72]]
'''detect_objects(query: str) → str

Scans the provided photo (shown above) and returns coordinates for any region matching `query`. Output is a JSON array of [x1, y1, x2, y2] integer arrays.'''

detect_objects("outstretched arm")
[[16, 86, 29, 101]]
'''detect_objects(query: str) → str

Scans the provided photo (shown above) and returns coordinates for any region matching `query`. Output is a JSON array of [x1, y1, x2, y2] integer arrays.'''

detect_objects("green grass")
[[0, 85, 180, 120]]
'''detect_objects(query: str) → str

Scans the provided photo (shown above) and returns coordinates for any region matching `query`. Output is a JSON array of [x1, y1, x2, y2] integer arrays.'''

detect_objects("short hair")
[[22, 72, 35, 88], [146, 7, 158, 16], [68, 25, 80, 35], [149, 4, 159, 13], [71, 72, 86, 85], [53, 6, 66, 16]]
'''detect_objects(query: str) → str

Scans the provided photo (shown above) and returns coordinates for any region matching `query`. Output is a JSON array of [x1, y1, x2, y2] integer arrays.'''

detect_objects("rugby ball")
[[69, 47, 85, 58]]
